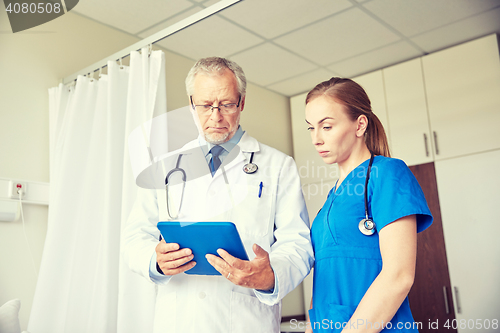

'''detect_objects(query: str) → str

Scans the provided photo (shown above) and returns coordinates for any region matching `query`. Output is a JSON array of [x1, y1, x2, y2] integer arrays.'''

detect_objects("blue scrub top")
[[309, 156, 432, 332]]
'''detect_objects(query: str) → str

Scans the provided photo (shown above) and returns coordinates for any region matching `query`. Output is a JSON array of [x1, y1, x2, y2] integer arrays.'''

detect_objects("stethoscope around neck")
[[165, 154, 186, 220], [358, 153, 376, 236], [164, 151, 259, 219]]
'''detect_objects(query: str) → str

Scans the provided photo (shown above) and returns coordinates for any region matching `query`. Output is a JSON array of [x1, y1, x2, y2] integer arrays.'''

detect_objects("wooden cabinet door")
[[435, 150, 500, 332], [384, 59, 434, 166], [422, 34, 500, 160], [408, 162, 457, 332]]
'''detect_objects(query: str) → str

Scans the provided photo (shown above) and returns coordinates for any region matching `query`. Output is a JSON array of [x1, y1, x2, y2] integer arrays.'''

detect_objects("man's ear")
[[189, 96, 195, 112], [356, 114, 368, 137], [240, 96, 246, 112]]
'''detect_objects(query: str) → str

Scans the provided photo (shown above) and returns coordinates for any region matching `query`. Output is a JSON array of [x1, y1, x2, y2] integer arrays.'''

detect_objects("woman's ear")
[[356, 115, 368, 137]]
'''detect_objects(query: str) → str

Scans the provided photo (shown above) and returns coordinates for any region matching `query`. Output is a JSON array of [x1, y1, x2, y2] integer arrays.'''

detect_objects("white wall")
[[242, 83, 293, 156], [0, 9, 297, 330]]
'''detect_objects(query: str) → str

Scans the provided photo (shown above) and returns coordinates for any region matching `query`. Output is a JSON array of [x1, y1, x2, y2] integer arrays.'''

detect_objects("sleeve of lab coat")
[[254, 155, 314, 305], [121, 186, 171, 285]]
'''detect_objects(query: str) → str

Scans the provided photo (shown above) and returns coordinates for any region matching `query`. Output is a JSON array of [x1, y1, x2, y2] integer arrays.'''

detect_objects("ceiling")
[[72, 0, 500, 97]]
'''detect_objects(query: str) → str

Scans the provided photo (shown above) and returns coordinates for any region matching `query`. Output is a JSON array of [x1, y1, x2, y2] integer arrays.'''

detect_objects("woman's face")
[[305, 95, 360, 165]]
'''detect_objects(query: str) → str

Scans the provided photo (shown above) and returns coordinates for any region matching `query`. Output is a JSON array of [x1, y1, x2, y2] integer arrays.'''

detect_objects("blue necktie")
[[209, 145, 224, 176]]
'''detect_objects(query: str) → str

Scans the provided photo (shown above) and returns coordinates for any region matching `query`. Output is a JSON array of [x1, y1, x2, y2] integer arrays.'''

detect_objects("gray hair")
[[185, 57, 247, 97]]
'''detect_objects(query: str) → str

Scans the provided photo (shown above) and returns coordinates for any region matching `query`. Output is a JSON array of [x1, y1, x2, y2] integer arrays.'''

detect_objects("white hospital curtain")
[[28, 49, 166, 333], [117, 48, 167, 333]]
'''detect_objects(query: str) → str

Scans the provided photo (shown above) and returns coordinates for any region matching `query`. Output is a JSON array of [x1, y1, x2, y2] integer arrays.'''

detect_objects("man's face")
[[191, 69, 245, 144]]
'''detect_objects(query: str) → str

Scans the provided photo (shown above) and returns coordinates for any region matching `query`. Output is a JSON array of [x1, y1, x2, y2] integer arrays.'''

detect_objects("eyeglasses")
[[190, 95, 241, 115]]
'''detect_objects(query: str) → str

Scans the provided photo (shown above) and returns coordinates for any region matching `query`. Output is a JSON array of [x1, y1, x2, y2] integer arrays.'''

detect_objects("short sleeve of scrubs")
[[370, 158, 432, 233]]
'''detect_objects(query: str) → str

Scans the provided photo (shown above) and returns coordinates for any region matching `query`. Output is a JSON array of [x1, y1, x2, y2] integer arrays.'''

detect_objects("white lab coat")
[[122, 132, 314, 333]]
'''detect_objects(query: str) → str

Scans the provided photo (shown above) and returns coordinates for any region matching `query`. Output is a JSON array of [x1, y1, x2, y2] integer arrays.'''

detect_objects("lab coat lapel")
[[216, 132, 260, 177]]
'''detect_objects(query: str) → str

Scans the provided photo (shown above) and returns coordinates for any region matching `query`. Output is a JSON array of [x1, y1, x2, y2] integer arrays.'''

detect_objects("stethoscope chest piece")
[[359, 218, 376, 236], [243, 163, 258, 174], [243, 152, 258, 174]]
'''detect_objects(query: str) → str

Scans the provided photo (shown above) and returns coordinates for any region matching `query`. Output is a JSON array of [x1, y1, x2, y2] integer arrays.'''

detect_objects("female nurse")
[[304, 78, 433, 333]]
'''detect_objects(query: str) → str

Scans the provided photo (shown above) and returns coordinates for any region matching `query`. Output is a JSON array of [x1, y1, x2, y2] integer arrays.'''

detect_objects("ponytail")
[[306, 77, 391, 157], [365, 112, 390, 157]]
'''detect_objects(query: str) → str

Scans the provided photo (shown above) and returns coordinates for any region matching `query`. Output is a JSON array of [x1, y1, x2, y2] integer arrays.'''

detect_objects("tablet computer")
[[157, 221, 249, 276]]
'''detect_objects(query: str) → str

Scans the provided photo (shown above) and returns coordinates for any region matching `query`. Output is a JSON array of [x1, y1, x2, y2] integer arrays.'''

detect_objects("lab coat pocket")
[[235, 183, 273, 237], [153, 290, 176, 333], [230, 291, 280, 333]]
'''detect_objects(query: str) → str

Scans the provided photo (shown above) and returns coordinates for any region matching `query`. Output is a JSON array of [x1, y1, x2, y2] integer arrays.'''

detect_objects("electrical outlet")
[[9, 180, 27, 199]]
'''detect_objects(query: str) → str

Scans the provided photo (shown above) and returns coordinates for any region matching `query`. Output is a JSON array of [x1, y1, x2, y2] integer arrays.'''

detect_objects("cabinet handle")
[[433, 131, 439, 155], [443, 286, 450, 314], [423, 133, 429, 157], [454, 286, 462, 314]]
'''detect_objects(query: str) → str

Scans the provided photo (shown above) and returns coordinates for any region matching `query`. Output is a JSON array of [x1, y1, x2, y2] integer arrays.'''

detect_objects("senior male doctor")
[[122, 57, 313, 333]]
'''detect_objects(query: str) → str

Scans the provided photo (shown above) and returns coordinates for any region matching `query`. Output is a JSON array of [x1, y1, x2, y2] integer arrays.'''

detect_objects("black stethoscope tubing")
[[359, 153, 376, 236], [323, 153, 376, 239], [165, 150, 259, 219], [165, 154, 186, 219]]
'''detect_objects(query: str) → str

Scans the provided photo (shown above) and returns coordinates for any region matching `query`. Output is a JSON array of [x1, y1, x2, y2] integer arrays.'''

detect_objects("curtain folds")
[[29, 49, 166, 333]]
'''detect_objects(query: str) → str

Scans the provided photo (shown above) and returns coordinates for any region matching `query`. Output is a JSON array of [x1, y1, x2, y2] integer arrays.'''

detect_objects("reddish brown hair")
[[306, 77, 390, 157]]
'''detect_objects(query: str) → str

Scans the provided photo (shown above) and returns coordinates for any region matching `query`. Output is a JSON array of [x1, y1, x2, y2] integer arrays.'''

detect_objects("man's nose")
[[210, 105, 224, 121]]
